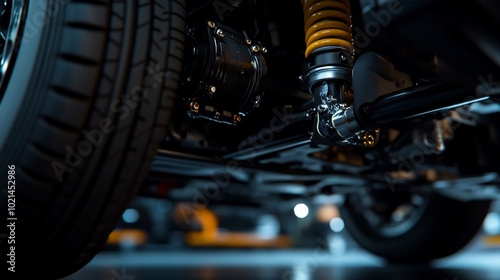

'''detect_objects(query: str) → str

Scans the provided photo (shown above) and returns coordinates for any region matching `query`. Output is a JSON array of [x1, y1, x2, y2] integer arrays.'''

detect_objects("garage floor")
[[63, 246, 500, 280]]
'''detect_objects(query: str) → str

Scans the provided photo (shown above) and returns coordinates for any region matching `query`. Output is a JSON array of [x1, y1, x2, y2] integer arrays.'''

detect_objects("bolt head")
[[317, 104, 328, 113], [190, 102, 200, 110], [233, 114, 242, 123], [362, 134, 376, 146], [246, 39, 252, 45], [252, 45, 260, 52], [207, 21, 216, 29], [254, 96, 261, 107], [209, 86, 217, 93], [339, 53, 349, 64], [362, 104, 370, 114], [216, 29, 225, 38]]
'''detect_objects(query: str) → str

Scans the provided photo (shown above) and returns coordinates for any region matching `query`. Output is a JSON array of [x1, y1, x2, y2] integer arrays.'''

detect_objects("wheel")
[[340, 188, 491, 262], [0, 0, 185, 277]]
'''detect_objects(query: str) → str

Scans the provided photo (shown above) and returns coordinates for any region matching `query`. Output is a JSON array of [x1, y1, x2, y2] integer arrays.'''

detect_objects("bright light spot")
[[120, 235, 139, 250], [294, 203, 309, 219], [328, 234, 347, 255], [292, 264, 311, 280], [329, 217, 345, 232], [122, 208, 140, 223], [316, 204, 340, 223], [256, 215, 280, 239], [483, 212, 500, 235]]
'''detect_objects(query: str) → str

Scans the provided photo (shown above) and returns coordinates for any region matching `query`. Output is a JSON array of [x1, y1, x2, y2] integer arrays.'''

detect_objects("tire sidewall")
[[340, 192, 490, 261], [0, 0, 52, 165]]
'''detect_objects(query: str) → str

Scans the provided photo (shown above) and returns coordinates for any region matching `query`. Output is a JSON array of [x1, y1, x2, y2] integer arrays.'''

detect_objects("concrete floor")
[[63, 245, 500, 280]]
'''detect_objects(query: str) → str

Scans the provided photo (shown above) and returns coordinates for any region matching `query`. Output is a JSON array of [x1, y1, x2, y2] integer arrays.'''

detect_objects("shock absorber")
[[303, 0, 353, 58], [303, 0, 377, 146]]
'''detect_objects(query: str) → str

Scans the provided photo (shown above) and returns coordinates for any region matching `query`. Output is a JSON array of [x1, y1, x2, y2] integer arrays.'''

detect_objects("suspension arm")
[[301, 0, 491, 147], [361, 82, 489, 126]]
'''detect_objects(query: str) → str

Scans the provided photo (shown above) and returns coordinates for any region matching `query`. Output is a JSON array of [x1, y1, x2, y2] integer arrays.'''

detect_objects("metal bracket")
[[352, 52, 413, 124]]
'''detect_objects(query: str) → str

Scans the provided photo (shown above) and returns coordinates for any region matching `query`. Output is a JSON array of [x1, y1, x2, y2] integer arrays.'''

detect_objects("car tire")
[[0, 0, 185, 277], [340, 191, 491, 262]]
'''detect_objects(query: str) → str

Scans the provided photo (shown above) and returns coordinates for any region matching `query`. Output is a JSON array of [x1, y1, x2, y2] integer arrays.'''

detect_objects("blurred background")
[[62, 195, 500, 280]]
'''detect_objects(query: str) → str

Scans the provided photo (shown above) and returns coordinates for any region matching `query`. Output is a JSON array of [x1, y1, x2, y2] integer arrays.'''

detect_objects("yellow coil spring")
[[302, 0, 354, 58]]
